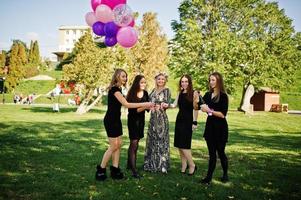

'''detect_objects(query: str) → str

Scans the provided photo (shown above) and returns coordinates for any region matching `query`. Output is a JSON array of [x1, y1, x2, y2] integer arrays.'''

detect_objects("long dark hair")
[[178, 74, 193, 102], [126, 75, 145, 102], [209, 72, 226, 102], [108, 68, 127, 90]]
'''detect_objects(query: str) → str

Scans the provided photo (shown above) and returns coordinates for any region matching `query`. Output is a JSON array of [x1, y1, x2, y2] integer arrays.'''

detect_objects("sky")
[[0, 0, 300, 59]]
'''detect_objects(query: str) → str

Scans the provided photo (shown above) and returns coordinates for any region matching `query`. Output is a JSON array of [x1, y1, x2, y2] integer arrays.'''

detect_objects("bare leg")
[[100, 137, 120, 168], [182, 149, 195, 174], [112, 136, 122, 167], [179, 149, 187, 172]]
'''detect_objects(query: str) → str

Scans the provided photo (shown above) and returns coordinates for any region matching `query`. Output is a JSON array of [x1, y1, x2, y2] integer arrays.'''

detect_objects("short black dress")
[[202, 91, 229, 143], [174, 92, 193, 149], [103, 86, 123, 138], [127, 91, 149, 140]]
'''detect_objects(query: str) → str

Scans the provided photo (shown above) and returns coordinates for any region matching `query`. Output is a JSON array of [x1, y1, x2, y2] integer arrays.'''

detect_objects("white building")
[[53, 25, 89, 61]]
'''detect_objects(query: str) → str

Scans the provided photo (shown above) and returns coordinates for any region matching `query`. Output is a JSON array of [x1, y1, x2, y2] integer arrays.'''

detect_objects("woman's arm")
[[114, 91, 153, 109], [201, 104, 225, 118], [169, 93, 179, 108]]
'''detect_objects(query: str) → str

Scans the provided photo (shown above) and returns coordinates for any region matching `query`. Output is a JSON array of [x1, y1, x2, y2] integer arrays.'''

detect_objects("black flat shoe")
[[200, 177, 211, 184], [188, 165, 197, 176]]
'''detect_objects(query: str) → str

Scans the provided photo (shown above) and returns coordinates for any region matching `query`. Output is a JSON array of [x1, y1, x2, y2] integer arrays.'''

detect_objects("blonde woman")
[[95, 69, 153, 181], [144, 73, 171, 173]]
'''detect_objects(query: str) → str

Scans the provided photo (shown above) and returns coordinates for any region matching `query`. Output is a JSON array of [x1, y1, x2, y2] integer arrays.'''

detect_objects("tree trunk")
[[238, 84, 248, 111], [76, 91, 102, 115], [238, 83, 255, 113]]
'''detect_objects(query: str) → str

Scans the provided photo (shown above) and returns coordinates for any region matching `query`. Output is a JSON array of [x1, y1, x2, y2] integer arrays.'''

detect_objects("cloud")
[[26, 32, 39, 41]]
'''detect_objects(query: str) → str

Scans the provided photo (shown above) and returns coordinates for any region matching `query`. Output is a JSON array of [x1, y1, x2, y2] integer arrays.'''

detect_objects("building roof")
[[260, 87, 279, 93], [59, 25, 89, 30]]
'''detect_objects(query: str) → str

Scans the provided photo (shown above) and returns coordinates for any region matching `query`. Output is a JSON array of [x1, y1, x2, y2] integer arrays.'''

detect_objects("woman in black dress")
[[95, 69, 153, 181], [126, 75, 149, 178], [171, 75, 199, 175], [200, 72, 229, 184]]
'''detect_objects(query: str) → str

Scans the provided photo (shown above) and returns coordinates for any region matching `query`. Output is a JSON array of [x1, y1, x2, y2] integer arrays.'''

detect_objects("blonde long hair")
[[108, 68, 128, 90], [155, 72, 168, 89]]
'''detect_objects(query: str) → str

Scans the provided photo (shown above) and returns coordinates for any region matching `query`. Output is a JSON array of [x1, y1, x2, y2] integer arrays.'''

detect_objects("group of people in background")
[[95, 69, 229, 185], [13, 93, 35, 104]]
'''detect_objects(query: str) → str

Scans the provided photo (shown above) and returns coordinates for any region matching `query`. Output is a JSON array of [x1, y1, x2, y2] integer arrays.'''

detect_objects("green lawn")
[[0, 105, 300, 200]]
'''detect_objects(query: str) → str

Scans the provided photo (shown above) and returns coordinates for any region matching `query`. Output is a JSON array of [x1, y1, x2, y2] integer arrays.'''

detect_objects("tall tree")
[[0, 51, 6, 68], [6, 42, 25, 91], [129, 12, 170, 87], [63, 31, 118, 114], [18, 42, 28, 65], [28, 40, 41, 65], [170, 0, 301, 110], [28, 40, 34, 63]]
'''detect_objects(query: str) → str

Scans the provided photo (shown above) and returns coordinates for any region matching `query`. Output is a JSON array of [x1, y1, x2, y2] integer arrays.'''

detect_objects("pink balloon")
[[91, 0, 102, 11], [117, 27, 138, 48], [102, 0, 127, 9], [95, 4, 114, 23], [85, 12, 97, 26]]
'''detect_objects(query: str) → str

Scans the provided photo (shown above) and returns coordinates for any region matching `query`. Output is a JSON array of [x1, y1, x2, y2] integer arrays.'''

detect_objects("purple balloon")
[[92, 22, 105, 36], [105, 36, 117, 47], [104, 22, 119, 37]]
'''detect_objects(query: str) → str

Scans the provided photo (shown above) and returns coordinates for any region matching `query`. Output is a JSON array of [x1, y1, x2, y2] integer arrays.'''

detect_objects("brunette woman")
[[95, 69, 153, 181], [200, 72, 229, 184]]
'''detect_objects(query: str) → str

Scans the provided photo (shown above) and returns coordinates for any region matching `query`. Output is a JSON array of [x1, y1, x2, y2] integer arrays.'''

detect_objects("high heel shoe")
[[188, 165, 197, 176], [181, 165, 189, 174]]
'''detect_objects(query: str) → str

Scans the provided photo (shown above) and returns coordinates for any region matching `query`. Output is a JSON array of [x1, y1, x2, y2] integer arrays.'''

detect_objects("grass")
[[0, 105, 300, 200]]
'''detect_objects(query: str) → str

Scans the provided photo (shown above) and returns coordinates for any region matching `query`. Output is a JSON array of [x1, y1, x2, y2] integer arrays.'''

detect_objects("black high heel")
[[188, 165, 197, 176]]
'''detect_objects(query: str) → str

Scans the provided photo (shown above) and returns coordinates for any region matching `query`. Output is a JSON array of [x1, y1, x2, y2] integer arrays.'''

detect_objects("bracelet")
[[208, 109, 214, 116], [192, 121, 197, 125]]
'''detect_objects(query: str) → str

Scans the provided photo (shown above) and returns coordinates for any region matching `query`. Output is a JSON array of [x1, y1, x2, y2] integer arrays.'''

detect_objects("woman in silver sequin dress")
[[144, 73, 171, 173]]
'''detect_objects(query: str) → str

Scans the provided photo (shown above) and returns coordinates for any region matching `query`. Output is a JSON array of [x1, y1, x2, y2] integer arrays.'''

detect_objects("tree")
[[18, 42, 28, 65], [170, 0, 301, 110], [128, 12, 169, 87], [63, 31, 117, 114], [6, 42, 25, 91], [0, 51, 6, 68], [28, 40, 41, 65]]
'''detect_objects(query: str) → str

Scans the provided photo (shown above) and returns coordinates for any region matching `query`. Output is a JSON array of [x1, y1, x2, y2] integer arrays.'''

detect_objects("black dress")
[[127, 91, 149, 140], [174, 92, 193, 149], [103, 86, 123, 138], [203, 92, 229, 143]]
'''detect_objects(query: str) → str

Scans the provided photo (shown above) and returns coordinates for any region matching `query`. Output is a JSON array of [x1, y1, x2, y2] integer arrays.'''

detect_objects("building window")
[[66, 39, 69, 43], [66, 48, 70, 52], [73, 39, 76, 43], [66, 30, 69, 35], [73, 30, 76, 35]]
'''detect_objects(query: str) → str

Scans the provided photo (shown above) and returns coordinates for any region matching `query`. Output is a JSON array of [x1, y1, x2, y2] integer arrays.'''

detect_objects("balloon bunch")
[[85, 0, 138, 48]]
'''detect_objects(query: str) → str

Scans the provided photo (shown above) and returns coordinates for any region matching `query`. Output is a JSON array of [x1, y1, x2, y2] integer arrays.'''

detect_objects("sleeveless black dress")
[[127, 91, 149, 140], [103, 86, 123, 138], [174, 92, 193, 149]]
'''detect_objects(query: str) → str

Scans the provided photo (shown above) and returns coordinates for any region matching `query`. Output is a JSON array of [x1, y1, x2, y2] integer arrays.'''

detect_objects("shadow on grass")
[[0, 117, 300, 200]]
